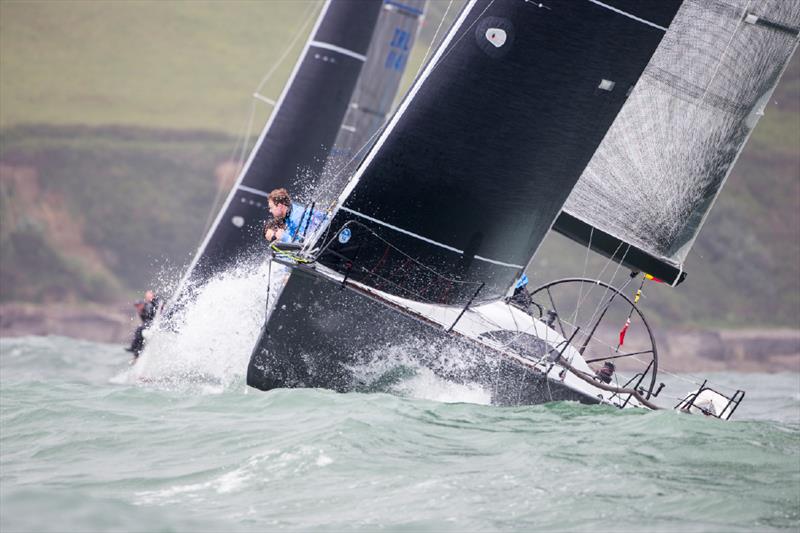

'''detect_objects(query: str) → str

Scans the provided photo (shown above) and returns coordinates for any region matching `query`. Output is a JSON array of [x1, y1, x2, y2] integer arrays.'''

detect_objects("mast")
[[312, 0, 682, 305], [552, 0, 800, 286], [168, 0, 384, 309]]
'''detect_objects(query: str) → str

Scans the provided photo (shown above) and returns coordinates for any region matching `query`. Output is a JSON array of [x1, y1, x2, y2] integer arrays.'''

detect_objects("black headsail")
[[552, 0, 800, 285], [168, 0, 383, 308], [313, 0, 682, 305]]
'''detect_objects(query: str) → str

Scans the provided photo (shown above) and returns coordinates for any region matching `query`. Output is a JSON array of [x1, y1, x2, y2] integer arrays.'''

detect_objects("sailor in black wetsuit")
[[126, 290, 161, 360]]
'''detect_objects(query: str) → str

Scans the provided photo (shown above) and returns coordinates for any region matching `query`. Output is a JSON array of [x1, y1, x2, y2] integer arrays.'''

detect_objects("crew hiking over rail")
[[125, 290, 162, 362]]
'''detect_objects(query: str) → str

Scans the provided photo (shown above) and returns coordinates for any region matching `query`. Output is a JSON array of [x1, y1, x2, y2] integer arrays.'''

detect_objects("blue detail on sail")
[[385, 27, 412, 71]]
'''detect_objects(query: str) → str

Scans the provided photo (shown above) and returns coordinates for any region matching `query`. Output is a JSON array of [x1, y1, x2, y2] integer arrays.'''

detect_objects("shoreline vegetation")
[[0, 302, 797, 374]]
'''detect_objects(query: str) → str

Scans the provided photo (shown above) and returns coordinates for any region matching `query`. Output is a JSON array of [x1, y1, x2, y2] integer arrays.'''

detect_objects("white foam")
[[124, 259, 277, 391], [349, 341, 493, 405], [396, 367, 491, 405]]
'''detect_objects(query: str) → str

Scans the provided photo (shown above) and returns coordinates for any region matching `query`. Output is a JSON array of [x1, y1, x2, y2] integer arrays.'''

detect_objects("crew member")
[[265, 188, 324, 244], [509, 274, 534, 312], [595, 361, 616, 384], [125, 290, 161, 360]]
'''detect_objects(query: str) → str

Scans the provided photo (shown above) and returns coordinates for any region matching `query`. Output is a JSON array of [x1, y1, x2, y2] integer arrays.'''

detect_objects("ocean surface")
[[1, 333, 799, 532]]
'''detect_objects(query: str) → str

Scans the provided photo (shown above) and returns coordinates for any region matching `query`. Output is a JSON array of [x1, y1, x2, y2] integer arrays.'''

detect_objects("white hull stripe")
[[340, 207, 524, 269], [586, 0, 668, 32], [309, 41, 367, 62], [238, 185, 270, 198]]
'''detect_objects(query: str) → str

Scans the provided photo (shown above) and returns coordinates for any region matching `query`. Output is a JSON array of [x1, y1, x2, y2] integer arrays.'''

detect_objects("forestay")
[[554, 0, 800, 285]]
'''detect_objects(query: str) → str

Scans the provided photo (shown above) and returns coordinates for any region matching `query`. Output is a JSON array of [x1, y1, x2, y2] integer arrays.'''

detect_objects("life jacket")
[[281, 203, 325, 243]]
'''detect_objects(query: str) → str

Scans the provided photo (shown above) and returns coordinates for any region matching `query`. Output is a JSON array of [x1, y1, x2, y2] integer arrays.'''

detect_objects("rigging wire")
[[418, 0, 456, 76], [571, 226, 595, 327], [577, 246, 632, 338]]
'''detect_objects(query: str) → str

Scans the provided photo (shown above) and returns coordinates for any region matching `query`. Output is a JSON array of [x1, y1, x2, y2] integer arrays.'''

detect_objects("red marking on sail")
[[618, 317, 631, 346]]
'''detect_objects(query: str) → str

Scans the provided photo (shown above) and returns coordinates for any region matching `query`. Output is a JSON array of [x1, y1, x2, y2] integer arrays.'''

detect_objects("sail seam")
[[237, 185, 270, 198], [340, 207, 524, 269], [309, 41, 368, 62], [585, 0, 668, 31]]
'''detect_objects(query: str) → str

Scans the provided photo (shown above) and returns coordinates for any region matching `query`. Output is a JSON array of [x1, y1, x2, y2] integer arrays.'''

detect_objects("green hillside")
[[0, 0, 459, 133], [0, 1, 798, 328], [0, 125, 232, 298], [0, 0, 317, 133]]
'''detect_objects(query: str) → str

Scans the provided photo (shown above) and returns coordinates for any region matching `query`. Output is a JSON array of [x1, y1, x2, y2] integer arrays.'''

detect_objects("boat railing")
[[674, 380, 746, 421]]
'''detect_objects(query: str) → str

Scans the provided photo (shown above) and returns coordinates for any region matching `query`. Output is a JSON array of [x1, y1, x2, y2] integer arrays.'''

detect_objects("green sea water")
[[1, 335, 798, 532]]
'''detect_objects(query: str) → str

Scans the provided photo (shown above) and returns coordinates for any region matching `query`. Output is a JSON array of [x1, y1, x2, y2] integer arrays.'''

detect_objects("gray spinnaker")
[[553, 0, 800, 285]]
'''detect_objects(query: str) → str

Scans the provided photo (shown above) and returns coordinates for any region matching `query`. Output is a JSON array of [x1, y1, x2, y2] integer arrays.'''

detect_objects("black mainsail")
[[552, 0, 800, 285], [313, 0, 682, 305], [168, 0, 384, 308]]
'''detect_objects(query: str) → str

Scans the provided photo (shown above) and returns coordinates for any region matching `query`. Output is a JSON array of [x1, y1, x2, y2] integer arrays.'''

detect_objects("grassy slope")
[[0, 0, 318, 132], [0, 1, 798, 327]]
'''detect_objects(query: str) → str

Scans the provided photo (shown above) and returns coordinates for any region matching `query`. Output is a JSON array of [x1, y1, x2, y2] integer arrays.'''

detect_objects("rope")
[[572, 226, 595, 327], [418, 0, 455, 76]]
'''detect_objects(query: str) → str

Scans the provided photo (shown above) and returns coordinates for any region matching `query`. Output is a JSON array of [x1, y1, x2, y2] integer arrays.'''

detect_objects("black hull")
[[247, 266, 599, 407]]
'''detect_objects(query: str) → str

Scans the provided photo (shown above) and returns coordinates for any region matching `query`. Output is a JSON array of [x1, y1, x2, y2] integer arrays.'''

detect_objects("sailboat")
[[245, 0, 799, 419], [164, 0, 424, 317], [132, 0, 426, 377]]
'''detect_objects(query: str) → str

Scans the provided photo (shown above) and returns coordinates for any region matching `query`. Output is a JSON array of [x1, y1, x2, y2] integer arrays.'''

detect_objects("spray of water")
[[347, 339, 493, 405], [120, 258, 275, 392]]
